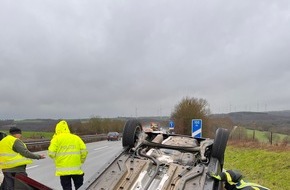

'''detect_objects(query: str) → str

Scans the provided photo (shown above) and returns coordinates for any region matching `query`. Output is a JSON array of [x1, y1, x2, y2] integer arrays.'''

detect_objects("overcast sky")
[[1, 1, 290, 119]]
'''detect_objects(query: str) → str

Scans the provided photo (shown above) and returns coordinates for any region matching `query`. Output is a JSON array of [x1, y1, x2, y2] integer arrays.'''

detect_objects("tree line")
[[4, 96, 285, 143]]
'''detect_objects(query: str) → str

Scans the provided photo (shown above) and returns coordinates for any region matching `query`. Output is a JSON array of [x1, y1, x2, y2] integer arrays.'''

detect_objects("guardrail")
[[25, 134, 108, 152]]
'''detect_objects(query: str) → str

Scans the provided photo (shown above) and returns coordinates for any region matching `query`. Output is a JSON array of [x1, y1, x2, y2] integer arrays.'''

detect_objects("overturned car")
[[81, 119, 230, 190]]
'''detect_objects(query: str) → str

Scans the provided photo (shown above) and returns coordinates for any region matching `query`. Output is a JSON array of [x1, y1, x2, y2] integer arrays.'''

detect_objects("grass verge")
[[0, 130, 54, 139], [224, 141, 290, 190]]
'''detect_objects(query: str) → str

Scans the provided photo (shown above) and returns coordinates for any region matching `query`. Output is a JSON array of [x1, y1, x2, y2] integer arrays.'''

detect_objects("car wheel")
[[211, 128, 229, 166], [122, 119, 143, 148]]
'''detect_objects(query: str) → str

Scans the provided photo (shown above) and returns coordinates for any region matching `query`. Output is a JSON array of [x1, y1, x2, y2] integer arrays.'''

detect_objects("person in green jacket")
[[207, 170, 270, 190], [48, 120, 88, 190], [0, 127, 45, 190]]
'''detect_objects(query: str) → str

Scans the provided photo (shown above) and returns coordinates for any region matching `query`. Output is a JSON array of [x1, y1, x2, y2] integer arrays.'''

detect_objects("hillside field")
[[224, 143, 290, 190], [245, 129, 289, 144]]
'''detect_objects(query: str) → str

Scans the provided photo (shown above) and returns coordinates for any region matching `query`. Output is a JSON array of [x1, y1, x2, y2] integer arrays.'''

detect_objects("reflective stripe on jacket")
[[236, 180, 270, 190], [48, 120, 88, 176], [213, 170, 269, 190], [0, 135, 33, 169]]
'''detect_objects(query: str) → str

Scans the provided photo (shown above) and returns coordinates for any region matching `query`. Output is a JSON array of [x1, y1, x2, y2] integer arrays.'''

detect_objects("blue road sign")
[[192, 119, 202, 138], [169, 121, 175, 129]]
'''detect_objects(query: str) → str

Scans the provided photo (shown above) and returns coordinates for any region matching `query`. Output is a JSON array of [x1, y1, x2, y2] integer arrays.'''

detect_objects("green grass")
[[1, 131, 54, 139], [224, 144, 290, 190], [246, 129, 289, 144], [21, 131, 54, 139], [246, 129, 268, 143]]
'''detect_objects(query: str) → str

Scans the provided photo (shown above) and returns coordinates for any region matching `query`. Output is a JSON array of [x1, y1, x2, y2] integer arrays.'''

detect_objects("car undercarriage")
[[81, 119, 230, 190]]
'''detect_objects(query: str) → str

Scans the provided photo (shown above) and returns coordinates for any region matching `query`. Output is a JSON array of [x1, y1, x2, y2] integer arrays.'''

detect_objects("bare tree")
[[171, 97, 210, 136], [208, 117, 234, 138]]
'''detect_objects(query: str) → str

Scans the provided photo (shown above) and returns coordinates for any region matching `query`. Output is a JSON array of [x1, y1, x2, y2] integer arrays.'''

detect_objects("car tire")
[[211, 128, 229, 166], [122, 119, 143, 148]]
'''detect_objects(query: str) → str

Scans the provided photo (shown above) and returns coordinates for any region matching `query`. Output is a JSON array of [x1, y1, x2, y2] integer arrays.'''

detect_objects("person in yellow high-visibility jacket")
[[0, 127, 45, 190], [207, 170, 270, 190], [48, 120, 88, 190]]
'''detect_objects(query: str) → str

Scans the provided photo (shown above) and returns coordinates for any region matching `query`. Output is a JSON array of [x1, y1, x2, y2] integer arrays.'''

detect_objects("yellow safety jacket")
[[0, 135, 33, 169], [48, 120, 88, 176], [211, 171, 270, 190], [236, 180, 270, 190]]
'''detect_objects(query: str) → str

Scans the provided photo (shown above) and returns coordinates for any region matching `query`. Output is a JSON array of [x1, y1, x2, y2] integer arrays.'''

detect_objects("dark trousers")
[[1, 171, 27, 190], [60, 174, 84, 190]]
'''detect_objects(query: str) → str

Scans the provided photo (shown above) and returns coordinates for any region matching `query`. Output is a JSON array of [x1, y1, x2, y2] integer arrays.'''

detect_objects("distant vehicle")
[[150, 122, 159, 131], [107, 132, 120, 141], [81, 119, 230, 190], [144, 122, 161, 133]]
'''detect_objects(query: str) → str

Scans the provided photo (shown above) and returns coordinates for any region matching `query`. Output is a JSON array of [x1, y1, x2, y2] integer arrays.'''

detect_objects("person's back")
[[48, 120, 87, 190], [49, 133, 86, 176]]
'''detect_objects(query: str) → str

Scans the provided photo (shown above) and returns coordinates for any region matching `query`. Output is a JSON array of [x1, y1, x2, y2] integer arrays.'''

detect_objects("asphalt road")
[[1, 140, 123, 190]]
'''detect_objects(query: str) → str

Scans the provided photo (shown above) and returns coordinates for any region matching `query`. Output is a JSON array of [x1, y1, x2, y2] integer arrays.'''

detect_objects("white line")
[[93, 146, 109, 151], [27, 165, 39, 170]]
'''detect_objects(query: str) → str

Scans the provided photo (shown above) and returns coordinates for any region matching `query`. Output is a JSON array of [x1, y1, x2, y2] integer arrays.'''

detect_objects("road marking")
[[93, 146, 109, 151], [27, 165, 39, 170]]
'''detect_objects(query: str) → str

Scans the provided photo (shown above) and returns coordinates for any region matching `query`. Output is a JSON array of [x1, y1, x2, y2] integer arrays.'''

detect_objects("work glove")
[[206, 172, 221, 180]]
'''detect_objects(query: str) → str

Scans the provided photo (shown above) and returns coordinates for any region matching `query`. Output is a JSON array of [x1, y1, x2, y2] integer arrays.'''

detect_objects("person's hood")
[[55, 120, 71, 135]]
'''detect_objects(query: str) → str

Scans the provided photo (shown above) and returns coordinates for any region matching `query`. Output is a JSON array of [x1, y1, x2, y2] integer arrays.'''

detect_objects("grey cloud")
[[1, 0, 290, 119]]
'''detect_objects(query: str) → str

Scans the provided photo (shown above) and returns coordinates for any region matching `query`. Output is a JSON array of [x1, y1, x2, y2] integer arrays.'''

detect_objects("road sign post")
[[192, 119, 202, 138]]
